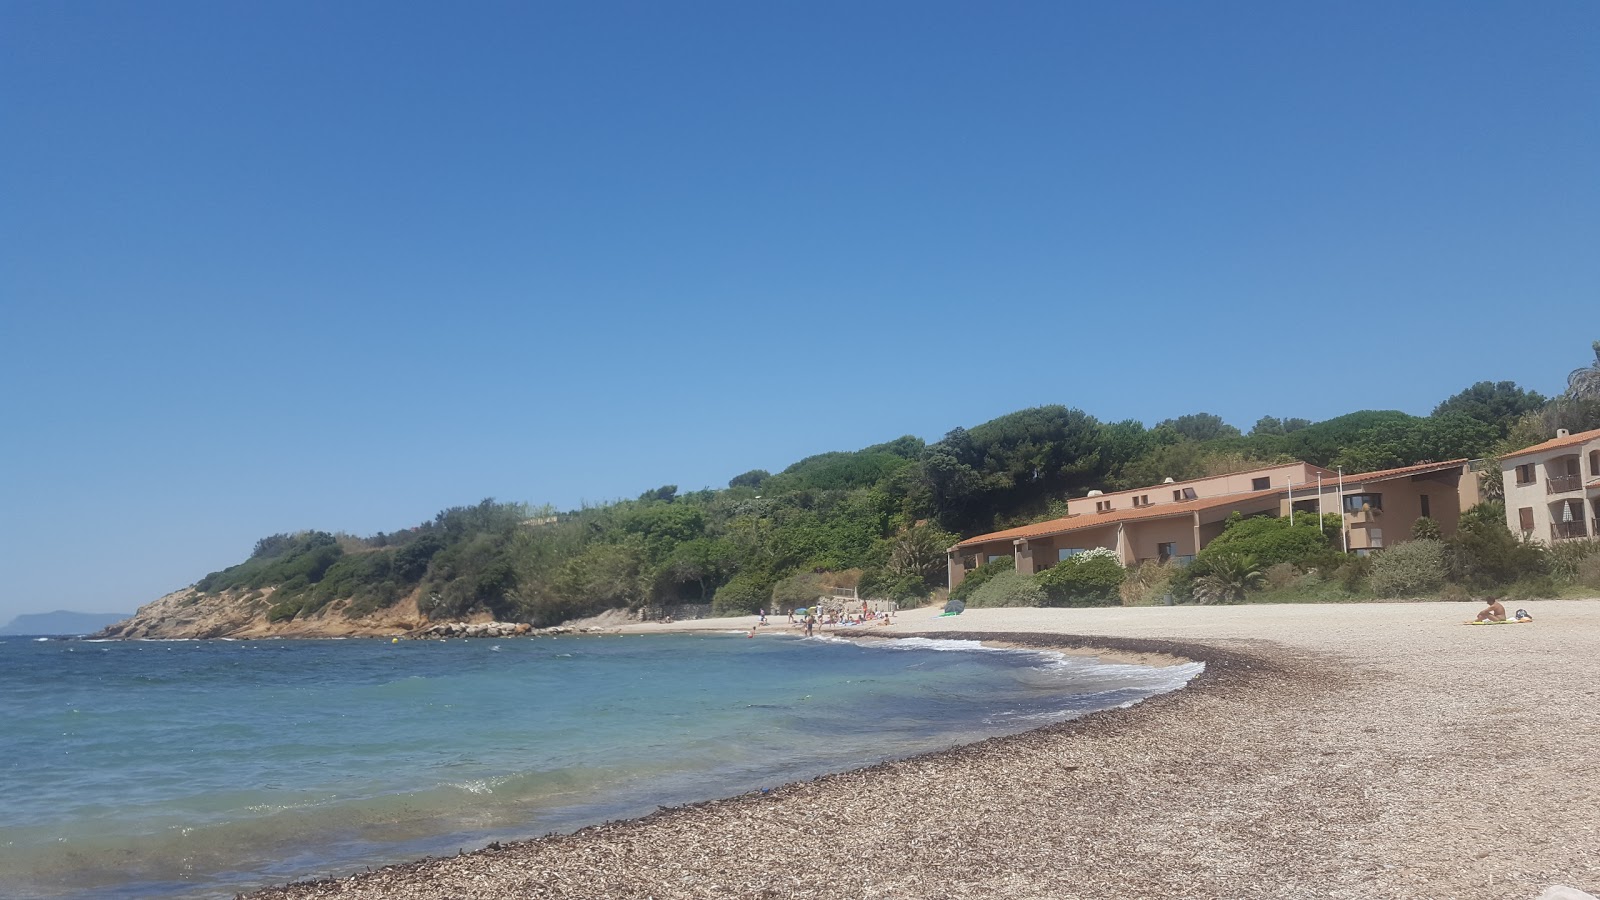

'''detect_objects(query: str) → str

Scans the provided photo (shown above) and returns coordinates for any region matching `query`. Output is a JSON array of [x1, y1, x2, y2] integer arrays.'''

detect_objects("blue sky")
[[3, 2, 1597, 620]]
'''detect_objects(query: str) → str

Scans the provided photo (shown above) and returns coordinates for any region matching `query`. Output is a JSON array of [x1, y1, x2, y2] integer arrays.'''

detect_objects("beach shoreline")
[[251, 600, 1600, 900]]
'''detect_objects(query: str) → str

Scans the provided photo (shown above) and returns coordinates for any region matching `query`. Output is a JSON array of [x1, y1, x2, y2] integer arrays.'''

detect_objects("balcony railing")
[[1347, 507, 1381, 525], [1551, 520, 1591, 541], [1547, 473, 1583, 494]]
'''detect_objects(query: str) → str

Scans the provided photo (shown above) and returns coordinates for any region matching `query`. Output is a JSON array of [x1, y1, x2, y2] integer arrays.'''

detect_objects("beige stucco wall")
[[1125, 517, 1198, 564], [1343, 474, 1465, 550], [1502, 437, 1600, 543], [1064, 462, 1327, 517]]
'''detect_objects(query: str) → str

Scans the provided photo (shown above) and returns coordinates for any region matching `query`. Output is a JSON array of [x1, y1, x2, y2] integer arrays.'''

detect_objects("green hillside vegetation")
[[189, 342, 1600, 624]]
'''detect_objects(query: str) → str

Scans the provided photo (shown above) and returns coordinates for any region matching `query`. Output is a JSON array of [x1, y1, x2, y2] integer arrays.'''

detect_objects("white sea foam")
[[862, 634, 1204, 697]]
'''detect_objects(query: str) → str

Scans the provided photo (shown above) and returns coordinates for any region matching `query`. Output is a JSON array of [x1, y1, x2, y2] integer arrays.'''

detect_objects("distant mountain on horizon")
[[0, 610, 132, 636]]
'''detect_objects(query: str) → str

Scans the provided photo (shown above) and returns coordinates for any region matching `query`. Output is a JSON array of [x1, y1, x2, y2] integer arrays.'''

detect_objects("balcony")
[[1347, 507, 1382, 525], [1547, 473, 1583, 494], [1551, 520, 1591, 541]]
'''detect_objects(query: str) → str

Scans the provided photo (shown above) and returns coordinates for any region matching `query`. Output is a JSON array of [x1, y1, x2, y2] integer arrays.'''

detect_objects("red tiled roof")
[[1075, 460, 1336, 502], [1499, 428, 1600, 460], [1320, 459, 1470, 489], [955, 487, 1285, 548], [953, 458, 1472, 550]]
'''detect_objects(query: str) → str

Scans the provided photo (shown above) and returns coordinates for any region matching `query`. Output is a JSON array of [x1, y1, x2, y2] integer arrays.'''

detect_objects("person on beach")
[[758, 608, 767, 626], [1475, 598, 1507, 623], [804, 614, 815, 637]]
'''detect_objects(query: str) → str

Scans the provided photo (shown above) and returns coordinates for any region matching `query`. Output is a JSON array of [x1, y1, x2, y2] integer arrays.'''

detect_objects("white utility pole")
[[1337, 467, 1348, 553]]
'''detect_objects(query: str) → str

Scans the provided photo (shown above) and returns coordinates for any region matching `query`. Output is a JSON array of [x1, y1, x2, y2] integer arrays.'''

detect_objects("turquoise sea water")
[[0, 632, 1200, 899]]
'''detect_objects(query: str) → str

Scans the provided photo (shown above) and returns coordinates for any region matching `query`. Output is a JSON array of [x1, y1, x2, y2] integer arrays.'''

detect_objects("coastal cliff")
[[96, 588, 426, 640]]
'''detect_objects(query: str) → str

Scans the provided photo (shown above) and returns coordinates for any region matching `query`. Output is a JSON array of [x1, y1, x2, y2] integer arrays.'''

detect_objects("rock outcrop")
[[94, 587, 425, 640], [411, 622, 617, 639]]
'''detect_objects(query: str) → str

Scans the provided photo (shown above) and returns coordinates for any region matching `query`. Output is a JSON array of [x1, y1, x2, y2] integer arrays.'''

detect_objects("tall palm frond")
[[1567, 340, 1600, 401], [1192, 553, 1264, 605]]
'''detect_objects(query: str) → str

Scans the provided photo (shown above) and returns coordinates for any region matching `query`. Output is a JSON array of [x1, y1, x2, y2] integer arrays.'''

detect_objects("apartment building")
[[946, 458, 1478, 589], [1500, 427, 1600, 543]]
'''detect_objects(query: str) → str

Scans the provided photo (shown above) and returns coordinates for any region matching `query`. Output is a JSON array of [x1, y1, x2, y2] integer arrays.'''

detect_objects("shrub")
[[712, 574, 768, 616], [1549, 539, 1600, 580], [1578, 554, 1600, 591], [1036, 549, 1125, 607], [1190, 553, 1263, 604], [771, 572, 829, 611], [1368, 539, 1448, 598], [950, 556, 1014, 602], [1334, 555, 1371, 593], [966, 569, 1046, 608], [1411, 517, 1442, 541], [1196, 514, 1340, 571], [1263, 562, 1300, 591], [1449, 513, 1549, 588], [1506, 575, 1558, 601], [266, 601, 300, 623], [860, 568, 931, 604], [1120, 560, 1178, 606]]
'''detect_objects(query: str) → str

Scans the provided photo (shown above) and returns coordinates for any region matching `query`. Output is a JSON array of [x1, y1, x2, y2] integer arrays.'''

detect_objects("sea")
[[0, 631, 1201, 899]]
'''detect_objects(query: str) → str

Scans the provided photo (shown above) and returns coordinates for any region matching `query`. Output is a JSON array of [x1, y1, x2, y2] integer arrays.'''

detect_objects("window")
[[1173, 489, 1183, 501], [1419, 494, 1430, 519], [1181, 487, 1198, 501], [1095, 500, 1113, 513], [1252, 476, 1271, 491], [1343, 493, 1383, 514], [1518, 507, 1534, 532], [1157, 542, 1177, 562], [1515, 464, 1535, 485], [988, 554, 1008, 563], [1059, 548, 1084, 561], [1131, 494, 1151, 508]]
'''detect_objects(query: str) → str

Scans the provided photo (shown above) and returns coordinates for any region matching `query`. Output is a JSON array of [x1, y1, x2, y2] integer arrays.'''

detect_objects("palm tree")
[[1568, 340, 1600, 402], [1192, 553, 1264, 605]]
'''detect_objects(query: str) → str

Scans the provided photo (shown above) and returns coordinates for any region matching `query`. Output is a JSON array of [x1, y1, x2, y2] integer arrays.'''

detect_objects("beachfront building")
[[946, 459, 1479, 589], [1499, 427, 1600, 543]]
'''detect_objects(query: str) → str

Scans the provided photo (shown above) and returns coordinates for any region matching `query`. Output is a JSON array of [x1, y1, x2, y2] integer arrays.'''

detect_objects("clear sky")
[[3, 2, 1597, 621]]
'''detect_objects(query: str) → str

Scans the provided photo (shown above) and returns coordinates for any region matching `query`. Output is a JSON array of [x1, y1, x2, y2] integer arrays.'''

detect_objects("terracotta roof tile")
[[955, 487, 1285, 548], [1498, 427, 1600, 460], [953, 458, 1472, 550], [1324, 459, 1470, 488]]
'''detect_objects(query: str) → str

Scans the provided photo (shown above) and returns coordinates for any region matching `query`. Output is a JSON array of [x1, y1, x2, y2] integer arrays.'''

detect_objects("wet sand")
[[252, 600, 1600, 900]]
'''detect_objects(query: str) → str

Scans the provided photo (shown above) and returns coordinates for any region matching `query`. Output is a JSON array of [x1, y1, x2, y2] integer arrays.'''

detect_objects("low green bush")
[[1578, 554, 1600, 591], [711, 574, 768, 616], [1549, 539, 1600, 580], [1411, 517, 1442, 541], [1263, 562, 1299, 590], [1450, 503, 1550, 588], [965, 569, 1046, 608], [1506, 575, 1558, 601], [1334, 555, 1371, 593], [1368, 539, 1449, 598], [1196, 513, 1341, 571], [950, 556, 1014, 602], [1035, 549, 1124, 607]]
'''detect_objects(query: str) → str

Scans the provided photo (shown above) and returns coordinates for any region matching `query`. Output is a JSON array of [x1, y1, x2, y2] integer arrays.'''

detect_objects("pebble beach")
[[251, 600, 1600, 900]]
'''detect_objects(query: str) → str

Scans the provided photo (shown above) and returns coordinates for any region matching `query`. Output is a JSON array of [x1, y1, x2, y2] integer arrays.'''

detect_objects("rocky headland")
[[95, 587, 427, 640]]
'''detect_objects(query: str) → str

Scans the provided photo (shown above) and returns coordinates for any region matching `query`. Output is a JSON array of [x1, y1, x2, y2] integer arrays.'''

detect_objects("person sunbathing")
[[1475, 598, 1507, 623]]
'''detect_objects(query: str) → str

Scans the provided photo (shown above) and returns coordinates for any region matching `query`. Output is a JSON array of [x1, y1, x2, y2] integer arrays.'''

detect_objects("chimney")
[[1557, 428, 1571, 439]]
